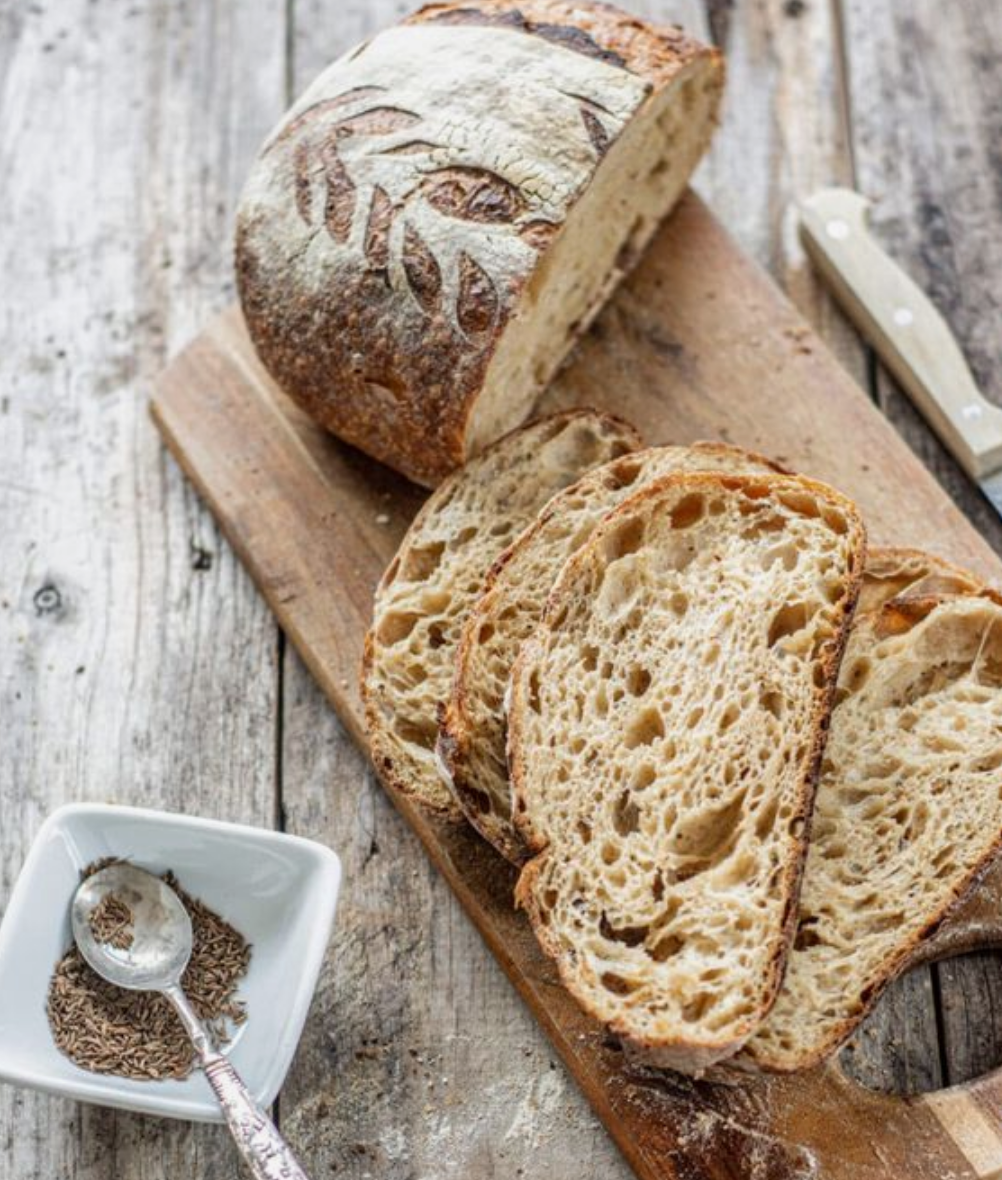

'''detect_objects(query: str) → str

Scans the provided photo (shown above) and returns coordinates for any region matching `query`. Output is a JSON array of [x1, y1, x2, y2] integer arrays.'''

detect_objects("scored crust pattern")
[[235, 2, 716, 486]]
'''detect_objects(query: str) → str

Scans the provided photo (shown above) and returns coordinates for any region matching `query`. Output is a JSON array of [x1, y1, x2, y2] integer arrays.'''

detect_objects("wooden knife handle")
[[799, 187, 1002, 481]]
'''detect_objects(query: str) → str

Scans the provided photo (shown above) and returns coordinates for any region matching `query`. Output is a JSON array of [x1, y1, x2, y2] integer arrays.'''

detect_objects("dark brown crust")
[[740, 589, 1002, 1074], [410, 0, 717, 88], [507, 472, 867, 1068], [361, 409, 642, 822], [441, 440, 789, 865], [235, 0, 720, 487]]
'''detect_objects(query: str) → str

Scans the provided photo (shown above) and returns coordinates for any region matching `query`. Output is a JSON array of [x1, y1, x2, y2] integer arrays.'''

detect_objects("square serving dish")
[[0, 803, 341, 1122]]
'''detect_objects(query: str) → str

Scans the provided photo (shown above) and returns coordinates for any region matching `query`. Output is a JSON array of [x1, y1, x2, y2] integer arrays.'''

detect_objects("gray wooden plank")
[[0, 0, 286, 1175], [842, 0, 1002, 1089]]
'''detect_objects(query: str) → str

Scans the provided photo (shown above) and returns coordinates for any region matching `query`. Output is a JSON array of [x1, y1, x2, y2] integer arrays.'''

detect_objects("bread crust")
[[507, 472, 866, 1072], [235, 0, 720, 486], [440, 441, 789, 864], [362, 409, 642, 820]]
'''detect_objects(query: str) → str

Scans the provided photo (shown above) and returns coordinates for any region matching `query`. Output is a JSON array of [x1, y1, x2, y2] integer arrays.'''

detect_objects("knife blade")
[[799, 187, 1002, 518]]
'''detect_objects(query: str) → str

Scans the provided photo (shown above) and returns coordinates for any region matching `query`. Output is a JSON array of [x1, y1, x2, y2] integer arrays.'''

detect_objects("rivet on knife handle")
[[799, 186, 1002, 483]]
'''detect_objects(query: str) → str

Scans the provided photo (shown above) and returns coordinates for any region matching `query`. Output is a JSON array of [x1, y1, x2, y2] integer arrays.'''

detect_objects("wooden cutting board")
[[152, 190, 1002, 1180]]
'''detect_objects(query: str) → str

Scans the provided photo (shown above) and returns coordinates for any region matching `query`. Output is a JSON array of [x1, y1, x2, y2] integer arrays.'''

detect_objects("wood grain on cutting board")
[[153, 190, 1002, 1180]]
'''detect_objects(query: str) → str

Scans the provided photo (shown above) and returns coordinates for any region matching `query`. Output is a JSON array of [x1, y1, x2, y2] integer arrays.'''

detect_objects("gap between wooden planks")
[[152, 190, 1002, 1180]]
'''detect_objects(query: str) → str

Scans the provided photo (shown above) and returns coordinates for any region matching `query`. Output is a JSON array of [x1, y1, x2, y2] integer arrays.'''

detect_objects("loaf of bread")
[[235, 0, 722, 486], [508, 473, 866, 1072], [362, 411, 639, 819], [740, 590, 1002, 1072], [440, 442, 784, 862]]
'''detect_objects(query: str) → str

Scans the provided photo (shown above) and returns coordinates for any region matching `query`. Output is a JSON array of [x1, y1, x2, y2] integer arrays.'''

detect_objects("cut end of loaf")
[[463, 51, 724, 456], [509, 472, 866, 1071]]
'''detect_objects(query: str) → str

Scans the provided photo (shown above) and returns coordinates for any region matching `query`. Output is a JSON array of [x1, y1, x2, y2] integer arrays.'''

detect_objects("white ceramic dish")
[[0, 803, 341, 1122]]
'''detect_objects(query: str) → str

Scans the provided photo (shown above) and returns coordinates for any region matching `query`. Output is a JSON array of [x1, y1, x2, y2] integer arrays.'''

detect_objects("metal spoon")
[[72, 863, 309, 1180]]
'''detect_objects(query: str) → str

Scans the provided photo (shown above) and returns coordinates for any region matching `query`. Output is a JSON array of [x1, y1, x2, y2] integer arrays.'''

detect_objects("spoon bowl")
[[71, 863, 192, 992]]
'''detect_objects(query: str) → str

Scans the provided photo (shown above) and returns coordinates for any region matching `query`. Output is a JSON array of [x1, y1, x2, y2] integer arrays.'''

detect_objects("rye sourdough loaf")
[[440, 442, 785, 863], [736, 588, 1002, 1073], [235, 0, 723, 486], [362, 410, 639, 820], [508, 473, 866, 1072]]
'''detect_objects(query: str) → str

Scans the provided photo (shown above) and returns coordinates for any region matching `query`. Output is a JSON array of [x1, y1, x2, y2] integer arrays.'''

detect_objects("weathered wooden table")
[[1, 1, 1000, 1176]]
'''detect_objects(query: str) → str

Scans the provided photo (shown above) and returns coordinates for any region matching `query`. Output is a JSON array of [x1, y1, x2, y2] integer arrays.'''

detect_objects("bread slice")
[[737, 590, 1002, 1073], [440, 442, 785, 862], [859, 546, 985, 614], [508, 473, 866, 1072], [236, 0, 722, 486], [362, 410, 640, 819]]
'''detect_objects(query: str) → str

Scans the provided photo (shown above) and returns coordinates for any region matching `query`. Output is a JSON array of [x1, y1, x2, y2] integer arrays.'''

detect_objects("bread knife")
[[799, 187, 1002, 516]]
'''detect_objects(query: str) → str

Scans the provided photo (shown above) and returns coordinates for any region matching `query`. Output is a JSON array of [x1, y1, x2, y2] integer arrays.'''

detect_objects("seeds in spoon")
[[47, 863, 251, 1081], [87, 892, 135, 951]]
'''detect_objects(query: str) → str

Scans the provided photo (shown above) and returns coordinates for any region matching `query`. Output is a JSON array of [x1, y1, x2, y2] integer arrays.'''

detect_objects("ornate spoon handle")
[[165, 984, 310, 1180]]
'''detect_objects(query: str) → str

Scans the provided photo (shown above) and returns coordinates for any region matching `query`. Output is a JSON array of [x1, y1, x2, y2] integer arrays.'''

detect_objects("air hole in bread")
[[822, 509, 850, 535], [609, 458, 644, 489], [718, 703, 740, 732], [627, 666, 652, 696], [400, 540, 446, 581], [761, 541, 799, 571], [600, 913, 648, 947], [632, 763, 657, 791], [652, 869, 665, 901], [421, 588, 451, 613], [577, 819, 593, 844], [778, 491, 822, 519], [761, 690, 785, 719], [625, 706, 665, 749], [612, 790, 641, 837], [603, 516, 646, 562], [794, 919, 822, 951], [394, 715, 437, 750], [768, 602, 810, 647], [650, 933, 685, 962], [377, 611, 421, 645], [527, 669, 542, 713], [681, 994, 715, 1022], [744, 514, 787, 540], [670, 591, 689, 618], [671, 792, 745, 875], [597, 564, 640, 619], [601, 972, 639, 996], [685, 705, 705, 729], [669, 493, 706, 530]]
